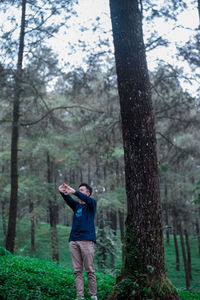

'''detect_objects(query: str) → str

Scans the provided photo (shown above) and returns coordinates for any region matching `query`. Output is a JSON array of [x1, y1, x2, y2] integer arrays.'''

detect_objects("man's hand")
[[58, 183, 68, 194], [65, 184, 75, 194], [58, 183, 75, 195]]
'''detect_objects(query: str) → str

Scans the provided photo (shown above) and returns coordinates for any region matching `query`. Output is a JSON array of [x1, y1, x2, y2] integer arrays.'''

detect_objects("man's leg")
[[69, 241, 84, 297], [79, 241, 97, 297]]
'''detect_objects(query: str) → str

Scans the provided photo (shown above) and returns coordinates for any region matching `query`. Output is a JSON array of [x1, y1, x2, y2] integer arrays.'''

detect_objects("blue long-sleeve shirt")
[[60, 190, 97, 242]]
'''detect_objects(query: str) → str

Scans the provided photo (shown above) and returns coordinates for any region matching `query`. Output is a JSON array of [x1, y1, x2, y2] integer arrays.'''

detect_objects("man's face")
[[79, 185, 90, 196]]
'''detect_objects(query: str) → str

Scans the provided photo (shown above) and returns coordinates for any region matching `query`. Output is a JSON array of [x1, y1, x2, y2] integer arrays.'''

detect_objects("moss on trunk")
[[108, 274, 181, 299], [107, 227, 181, 300]]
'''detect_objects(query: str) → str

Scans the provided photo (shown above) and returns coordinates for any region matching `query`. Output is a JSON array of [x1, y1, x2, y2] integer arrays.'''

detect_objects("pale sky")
[[46, 0, 199, 95], [1, 0, 199, 95], [48, 0, 198, 66]]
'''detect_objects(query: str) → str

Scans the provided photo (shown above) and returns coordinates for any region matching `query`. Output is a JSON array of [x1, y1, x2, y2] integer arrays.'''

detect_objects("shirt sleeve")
[[59, 192, 79, 211], [74, 190, 97, 209]]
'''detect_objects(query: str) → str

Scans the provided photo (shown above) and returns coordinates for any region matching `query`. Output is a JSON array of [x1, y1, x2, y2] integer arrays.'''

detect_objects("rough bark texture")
[[108, 0, 180, 299], [6, 0, 26, 253]]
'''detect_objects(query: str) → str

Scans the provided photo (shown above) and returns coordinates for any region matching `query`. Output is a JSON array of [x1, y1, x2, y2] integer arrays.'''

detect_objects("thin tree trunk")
[[1, 199, 7, 247], [164, 182, 170, 244], [95, 158, 100, 183], [103, 164, 107, 183], [49, 202, 59, 263], [47, 153, 59, 263], [88, 162, 91, 185], [173, 221, 180, 271], [179, 223, 190, 290], [184, 229, 192, 280], [196, 218, 200, 255], [97, 210, 107, 270], [6, 0, 26, 253], [118, 209, 125, 261], [71, 169, 75, 185], [110, 209, 117, 269], [79, 168, 83, 183], [29, 200, 35, 254], [118, 210, 124, 244]]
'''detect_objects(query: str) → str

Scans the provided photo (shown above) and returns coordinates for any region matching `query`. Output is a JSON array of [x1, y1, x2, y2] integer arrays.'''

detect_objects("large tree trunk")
[[6, 0, 26, 253], [108, 1, 180, 299]]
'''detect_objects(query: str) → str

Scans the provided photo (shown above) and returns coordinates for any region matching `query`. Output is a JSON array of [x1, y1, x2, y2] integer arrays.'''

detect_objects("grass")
[[0, 248, 200, 300], [164, 235, 200, 294], [0, 247, 114, 300], [0, 219, 200, 298]]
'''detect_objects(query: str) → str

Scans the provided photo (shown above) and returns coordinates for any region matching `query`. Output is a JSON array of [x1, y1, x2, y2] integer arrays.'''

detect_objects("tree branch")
[[20, 105, 104, 126], [156, 131, 184, 153]]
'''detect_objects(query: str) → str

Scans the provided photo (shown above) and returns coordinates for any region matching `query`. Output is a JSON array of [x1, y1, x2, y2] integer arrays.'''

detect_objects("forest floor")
[[0, 220, 200, 299], [0, 248, 200, 300]]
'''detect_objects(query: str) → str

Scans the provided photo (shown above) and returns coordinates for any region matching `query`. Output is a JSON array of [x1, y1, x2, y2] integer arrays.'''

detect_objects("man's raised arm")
[[74, 190, 96, 208], [58, 183, 78, 211]]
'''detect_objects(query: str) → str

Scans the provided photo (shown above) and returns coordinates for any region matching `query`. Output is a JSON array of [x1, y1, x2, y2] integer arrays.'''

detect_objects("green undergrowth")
[[164, 235, 200, 293], [0, 219, 200, 297], [0, 247, 114, 300], [0, 248, 199, 300]]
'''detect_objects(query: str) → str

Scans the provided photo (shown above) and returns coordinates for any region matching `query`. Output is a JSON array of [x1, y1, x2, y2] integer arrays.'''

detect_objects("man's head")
[[78, 183, 93, 196]]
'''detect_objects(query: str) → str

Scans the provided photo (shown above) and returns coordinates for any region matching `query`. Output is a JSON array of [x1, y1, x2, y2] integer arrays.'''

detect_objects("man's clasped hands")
[[58, 183, 75, 195]]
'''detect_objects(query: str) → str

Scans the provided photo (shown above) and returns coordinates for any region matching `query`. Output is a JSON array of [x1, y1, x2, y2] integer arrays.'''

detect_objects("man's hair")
[[79, 183, 93, 196]]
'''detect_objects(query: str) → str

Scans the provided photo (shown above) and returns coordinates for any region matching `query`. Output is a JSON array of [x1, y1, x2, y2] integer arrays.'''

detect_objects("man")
[[58, 182, 98, 300]]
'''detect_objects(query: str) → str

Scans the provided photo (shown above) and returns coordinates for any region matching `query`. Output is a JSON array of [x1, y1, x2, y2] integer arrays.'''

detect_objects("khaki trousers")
[[69, 240, 97, 297]]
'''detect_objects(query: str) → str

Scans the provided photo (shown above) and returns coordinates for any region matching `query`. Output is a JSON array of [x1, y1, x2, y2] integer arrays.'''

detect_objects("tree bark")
[[173, 221, 180, 271], [6, 0, 26, 253], [110, 209, 117, 269], [108, 0, 180, 298], [118, 210, 125, 245], [118, 209, 125, 261], [29, 200, 35, 254], [47, 153, 59, 263], [179, 224, 190, 290], [97, 210, 107, 270], [164, 182, 170, 244], [88, 162, 91, 185], [195, 218, 200, 255], [184, 229, 192, 280], [1, 199, 7, 247]]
